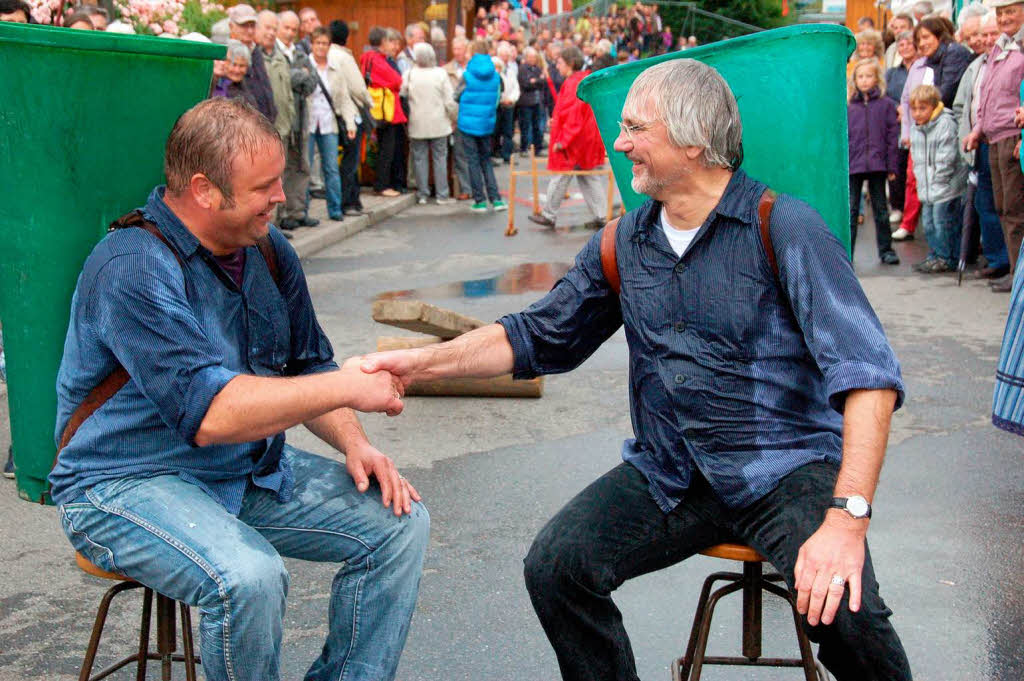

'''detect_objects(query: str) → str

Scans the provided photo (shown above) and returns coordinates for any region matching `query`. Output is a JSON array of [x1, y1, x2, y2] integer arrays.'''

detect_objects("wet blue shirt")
[[49, 187, 337, 513], [499, 170, 904, 512]]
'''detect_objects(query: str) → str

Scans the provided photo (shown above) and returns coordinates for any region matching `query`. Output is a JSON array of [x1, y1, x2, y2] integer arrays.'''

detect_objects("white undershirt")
[[660, 207, 700, 258]]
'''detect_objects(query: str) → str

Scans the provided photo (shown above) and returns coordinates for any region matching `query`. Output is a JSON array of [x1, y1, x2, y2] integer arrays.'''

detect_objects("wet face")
[[256, 14, 278, 51], [311, 35, 330, 61], [213, 142, 287, 249], [278, 14, 299, 45], [996, 4, 1024, 37], [915, 27, 939, 57], [855, 64, 878, 93], [613, 100, 691, 199], [910, 99, 936, 125], [226, 56, 249, 83]]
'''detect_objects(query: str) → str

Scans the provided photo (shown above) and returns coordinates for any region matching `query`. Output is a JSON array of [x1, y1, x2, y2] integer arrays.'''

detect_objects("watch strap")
[[831, 496, 872, 518]]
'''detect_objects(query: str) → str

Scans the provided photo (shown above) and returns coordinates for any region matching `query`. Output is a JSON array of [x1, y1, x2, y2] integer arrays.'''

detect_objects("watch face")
[[847, 496, 869, 517]]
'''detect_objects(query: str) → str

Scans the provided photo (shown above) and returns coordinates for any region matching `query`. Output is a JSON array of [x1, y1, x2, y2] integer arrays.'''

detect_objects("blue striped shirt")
[[49, 187, 337, 513], [499, 170, 904, 512]]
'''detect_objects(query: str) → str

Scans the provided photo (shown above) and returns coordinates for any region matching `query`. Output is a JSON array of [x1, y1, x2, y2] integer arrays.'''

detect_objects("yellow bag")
[[367, 86, 395, 125]]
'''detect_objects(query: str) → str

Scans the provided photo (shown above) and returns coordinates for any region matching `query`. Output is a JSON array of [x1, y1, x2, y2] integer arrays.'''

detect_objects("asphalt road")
[[1, 172, 1022, 680]]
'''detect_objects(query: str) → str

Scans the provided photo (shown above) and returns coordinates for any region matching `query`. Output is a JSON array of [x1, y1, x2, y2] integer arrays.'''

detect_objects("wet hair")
[[164, 98, 282, 207], [909, 83, 941, 106], [368, 26, 386, 47], [329, 19, 349, 46], [622, 59, 743, 170]]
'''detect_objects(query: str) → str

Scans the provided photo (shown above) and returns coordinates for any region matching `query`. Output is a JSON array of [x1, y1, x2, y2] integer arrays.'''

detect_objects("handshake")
[[337, 348, 427, 417]]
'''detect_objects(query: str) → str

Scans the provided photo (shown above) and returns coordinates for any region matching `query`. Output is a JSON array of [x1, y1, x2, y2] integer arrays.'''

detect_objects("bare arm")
[[794, 388, 897, 626], [360, 323, 515, 387], [195, 358, 403, 446]]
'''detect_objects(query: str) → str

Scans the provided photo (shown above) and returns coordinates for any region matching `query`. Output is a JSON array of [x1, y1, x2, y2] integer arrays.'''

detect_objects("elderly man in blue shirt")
[[362, 60, 912, 681], [50, 98, 428, 681]]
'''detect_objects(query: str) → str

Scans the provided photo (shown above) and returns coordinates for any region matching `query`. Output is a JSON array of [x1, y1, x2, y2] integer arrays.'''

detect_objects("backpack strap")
[[598, 186, 779, 299], [757, 188, 779, 279], [45, 211, 283, 503], [599, 217, 622, 294]]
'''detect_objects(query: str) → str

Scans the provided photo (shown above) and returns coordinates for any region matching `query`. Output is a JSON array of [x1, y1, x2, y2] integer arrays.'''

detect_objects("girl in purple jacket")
[[848, 58, 901, 264]]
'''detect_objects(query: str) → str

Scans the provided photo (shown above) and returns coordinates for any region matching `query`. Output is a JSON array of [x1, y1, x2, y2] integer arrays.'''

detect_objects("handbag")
[[364, 58, 395, 126]]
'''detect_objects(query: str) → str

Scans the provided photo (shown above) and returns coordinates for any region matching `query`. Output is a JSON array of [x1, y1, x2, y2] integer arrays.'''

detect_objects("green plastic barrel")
[[0, 23, 224, 503], [577, 24, 855, 251]]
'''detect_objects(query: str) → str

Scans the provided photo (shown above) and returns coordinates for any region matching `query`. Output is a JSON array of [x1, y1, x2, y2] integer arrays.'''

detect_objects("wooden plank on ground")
[[375, 336, 543, 398], [372, 300, 486, 339]]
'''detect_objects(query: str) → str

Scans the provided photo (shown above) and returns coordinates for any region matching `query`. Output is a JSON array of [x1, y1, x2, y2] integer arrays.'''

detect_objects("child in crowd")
[[847, 58, 900, 264], [908, 84, 967, 273]]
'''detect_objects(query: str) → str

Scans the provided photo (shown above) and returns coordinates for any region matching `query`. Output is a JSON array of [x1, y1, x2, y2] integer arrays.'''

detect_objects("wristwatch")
[[831, 495, 872, 519]]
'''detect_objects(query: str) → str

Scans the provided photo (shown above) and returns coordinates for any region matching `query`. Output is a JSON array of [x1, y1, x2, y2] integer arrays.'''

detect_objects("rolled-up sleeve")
[[498, 230, 623, 379], [88, 252, 240, 446], [770, 196, 905, 412]]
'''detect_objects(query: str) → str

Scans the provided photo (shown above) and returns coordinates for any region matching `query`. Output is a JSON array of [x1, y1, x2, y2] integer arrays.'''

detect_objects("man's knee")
[[523, 523, 611, 599], [208, 550, 289, 612]]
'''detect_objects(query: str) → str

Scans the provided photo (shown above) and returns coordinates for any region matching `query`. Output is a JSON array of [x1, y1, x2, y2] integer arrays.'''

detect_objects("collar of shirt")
[[142, 186, 205, 262]]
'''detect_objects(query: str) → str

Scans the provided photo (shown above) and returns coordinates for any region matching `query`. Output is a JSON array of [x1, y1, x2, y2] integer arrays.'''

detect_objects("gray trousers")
[[411, 137, 450, 200], [452, 131, 471, 196], [280, 133, 310, 221], [542, 171, 606, 222]]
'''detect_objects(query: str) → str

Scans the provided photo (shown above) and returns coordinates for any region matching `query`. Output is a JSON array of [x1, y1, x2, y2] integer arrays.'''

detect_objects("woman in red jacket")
[[529, 46, 607, 229], [360, 26, 408, 197]]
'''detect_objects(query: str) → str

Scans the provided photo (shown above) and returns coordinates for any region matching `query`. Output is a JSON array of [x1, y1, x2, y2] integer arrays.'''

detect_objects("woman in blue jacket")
[[455, 40, 507, 212]]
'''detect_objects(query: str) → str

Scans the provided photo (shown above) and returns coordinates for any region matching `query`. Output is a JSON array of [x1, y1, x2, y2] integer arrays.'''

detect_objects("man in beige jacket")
[[329, 20, 373, 215]]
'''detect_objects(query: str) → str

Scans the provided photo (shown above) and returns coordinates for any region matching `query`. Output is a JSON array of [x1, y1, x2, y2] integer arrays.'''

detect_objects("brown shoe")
[[528, 213, 555, 227], [974, 265, 1010, 279], [456, 193, 471, 201]]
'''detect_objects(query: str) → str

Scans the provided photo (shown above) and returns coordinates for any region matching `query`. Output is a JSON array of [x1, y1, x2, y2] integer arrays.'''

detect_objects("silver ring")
[[830, 574, 845, 587]]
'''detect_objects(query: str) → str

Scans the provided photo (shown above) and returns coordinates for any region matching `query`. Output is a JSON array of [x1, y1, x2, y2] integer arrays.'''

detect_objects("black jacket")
[[926, 40, 972, 108], [246, 46, 279, 123], [517, 62, 544, 107]]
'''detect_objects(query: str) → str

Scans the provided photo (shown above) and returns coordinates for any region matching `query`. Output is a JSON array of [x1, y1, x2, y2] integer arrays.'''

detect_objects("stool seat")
[[699, 543, 766, 562], [76, 552, 132, 581]]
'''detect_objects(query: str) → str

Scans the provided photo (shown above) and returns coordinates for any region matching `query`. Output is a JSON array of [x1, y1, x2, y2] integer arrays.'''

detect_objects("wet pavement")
[[1, 167, 1022, 680]]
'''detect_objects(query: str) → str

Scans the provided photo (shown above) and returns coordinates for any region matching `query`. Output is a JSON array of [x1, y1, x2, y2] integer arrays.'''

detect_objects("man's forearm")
[[407, 323, 516, 382], [305, 407, 368, 454], [827, 388, 897, 527]]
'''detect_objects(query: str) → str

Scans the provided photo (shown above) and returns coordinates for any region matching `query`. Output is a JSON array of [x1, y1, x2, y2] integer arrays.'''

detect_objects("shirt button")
[[674, 374, 685, 385], [684, 428, 696, 438], [674, 321, 686, 332], [674, 262, 686, 274]]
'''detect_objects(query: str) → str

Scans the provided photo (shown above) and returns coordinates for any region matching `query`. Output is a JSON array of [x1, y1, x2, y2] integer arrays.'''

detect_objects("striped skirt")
[[993, 261, 1024, 436]]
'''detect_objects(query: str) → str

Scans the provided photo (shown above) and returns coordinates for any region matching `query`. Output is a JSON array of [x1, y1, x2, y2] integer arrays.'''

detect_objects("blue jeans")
[[976, 142, 1010, 269], [307, 130, 342, 218], [460, 130, 501, 203], [59, 446, 429, 681], [920, 197, 962, 265], [518, 104, 542, 153]]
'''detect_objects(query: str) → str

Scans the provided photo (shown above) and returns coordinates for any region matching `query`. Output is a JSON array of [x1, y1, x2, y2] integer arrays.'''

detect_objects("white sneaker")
[[889, 210, 903, 224], [416, 197, 428, 205], [891, 227, 913, 241], [435, 197, 456, 205]]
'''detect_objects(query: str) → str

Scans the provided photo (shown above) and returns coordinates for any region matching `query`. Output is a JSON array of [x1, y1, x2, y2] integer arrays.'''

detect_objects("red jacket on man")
[[548, 70, 603, 171], [359, 48, 407, 124]]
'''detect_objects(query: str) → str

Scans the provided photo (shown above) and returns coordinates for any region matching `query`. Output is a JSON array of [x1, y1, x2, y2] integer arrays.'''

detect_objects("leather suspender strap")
[[600, 217, 622, 294], [598, 186, 779, 299], [45, 210, 283, 503], [757, 188, 779, 278]]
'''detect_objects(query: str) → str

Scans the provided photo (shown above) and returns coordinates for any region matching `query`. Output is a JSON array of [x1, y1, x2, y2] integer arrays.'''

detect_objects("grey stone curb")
[[290, 194, 417, 260]]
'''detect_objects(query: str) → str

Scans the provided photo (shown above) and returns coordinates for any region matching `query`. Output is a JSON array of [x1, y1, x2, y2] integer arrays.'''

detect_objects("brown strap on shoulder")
[[758, 188, 778, 278], [600, 217, 622, 295], [255, 235, 280, 286]]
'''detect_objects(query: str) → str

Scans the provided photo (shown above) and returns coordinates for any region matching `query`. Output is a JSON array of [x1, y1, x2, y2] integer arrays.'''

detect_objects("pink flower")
[[149, 21, 163, 34], [162, 19, 178, 34]]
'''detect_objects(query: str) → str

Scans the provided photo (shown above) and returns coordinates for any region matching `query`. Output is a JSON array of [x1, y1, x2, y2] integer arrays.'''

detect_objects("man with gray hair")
[[359, 59, 912, 681], [50, 97, 428, 681], [397, 22, 426, 75]]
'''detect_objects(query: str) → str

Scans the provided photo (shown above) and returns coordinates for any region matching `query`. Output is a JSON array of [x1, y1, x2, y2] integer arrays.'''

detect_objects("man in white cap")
[[965, 0, 1024, 292], [228, 3, 278, 124]]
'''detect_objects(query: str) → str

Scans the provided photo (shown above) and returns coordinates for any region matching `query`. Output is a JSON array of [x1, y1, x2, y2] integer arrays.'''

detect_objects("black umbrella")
[[958, 182, 979, 286]]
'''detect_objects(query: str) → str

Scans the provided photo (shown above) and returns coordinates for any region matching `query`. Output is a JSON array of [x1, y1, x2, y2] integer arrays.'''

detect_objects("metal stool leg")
[[741, 561, 762, 660], [135, 588, 153, 681], [156, 594, 177, 681], [180, 602, 200, 681], [79, 581, 146, 681], [674, 571, 741, 681], [689, 580, 745, 680], [763, 580, 819, 681]]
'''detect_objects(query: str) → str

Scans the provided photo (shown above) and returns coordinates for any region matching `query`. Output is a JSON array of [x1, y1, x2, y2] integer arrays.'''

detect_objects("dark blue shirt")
[[49, 187, 337, 513], [499, 170, 904, 512]]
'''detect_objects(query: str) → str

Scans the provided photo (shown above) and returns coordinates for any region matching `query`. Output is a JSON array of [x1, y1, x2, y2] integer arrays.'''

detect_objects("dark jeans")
[[460, 130, 501, 203], [340, 124, 365, 210], [888, 148, 909, 213], [374, 123, 400, 192], [976, 142, 1009, 270], [519, 104, 543, 153], [524, 461, 911, 681], [849, 171, 894, 257], [497, 105, 515, 161]]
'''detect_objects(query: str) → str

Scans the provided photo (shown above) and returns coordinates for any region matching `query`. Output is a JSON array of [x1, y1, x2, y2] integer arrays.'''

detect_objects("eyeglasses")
[[617, 120, 651, 141]]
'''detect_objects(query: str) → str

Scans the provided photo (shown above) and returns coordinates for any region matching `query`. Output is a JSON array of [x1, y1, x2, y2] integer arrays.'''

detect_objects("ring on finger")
[[830, 574, 845, 587]]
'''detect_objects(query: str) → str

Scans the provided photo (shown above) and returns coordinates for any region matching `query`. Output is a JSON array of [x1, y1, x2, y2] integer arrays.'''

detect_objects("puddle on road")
[[375, 262, 572, 300]]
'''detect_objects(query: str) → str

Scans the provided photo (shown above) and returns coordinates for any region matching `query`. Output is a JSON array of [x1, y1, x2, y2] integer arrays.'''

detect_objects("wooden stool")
[[75, 552, 200, 681], [671, 543, 820, 681]]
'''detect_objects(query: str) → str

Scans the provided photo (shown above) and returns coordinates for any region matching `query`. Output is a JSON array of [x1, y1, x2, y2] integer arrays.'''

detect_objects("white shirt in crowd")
[[660, 207, 700, 258], [308, 63, 337, 135], [276, 38, 295, 63]]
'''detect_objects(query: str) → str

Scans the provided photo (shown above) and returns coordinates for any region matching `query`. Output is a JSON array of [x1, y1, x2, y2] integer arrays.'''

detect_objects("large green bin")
[[0, 23, 224, 503], [577, 24, 855, 251]]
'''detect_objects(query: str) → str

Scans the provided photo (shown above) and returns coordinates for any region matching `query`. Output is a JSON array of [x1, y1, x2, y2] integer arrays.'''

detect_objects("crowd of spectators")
[[848, 0, 1024, 292]]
